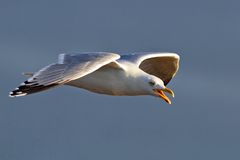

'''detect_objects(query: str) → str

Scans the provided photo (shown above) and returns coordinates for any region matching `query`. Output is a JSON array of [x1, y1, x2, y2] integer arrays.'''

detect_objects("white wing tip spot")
[[9, 91, 27, 97]]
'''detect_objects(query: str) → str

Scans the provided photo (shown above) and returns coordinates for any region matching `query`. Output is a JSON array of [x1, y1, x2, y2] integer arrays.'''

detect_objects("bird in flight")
[[9, 52, 180, 104]]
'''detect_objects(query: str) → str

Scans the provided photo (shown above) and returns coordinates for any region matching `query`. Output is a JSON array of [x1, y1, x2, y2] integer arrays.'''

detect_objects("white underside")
[[66, 64, 149, 96]]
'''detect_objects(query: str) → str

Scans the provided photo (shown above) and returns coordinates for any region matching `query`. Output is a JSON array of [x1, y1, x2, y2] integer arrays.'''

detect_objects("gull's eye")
[[148, 81, 155, 86]]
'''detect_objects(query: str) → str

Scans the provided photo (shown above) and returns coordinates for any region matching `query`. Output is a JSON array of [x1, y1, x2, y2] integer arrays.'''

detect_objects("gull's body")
[[10, 52, 180, 104], [68, 62, 149, 95]]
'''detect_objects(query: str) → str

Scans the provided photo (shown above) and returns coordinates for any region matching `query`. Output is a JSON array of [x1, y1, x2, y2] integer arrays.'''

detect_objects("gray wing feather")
[[121, 52, 180, 85], [10, 52, 120, 97]]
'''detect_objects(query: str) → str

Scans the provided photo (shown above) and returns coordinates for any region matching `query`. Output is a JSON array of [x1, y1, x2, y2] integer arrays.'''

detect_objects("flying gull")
[[9, 52, 180, 104]]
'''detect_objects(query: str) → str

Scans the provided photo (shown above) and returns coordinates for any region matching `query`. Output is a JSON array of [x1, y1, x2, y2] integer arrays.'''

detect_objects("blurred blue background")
[[1, 0, 240, 159]]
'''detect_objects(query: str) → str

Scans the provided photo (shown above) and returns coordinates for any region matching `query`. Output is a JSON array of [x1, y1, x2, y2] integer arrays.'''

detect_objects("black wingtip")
[[9, 80, 59, 97], [9, 81, 31, 97], [9, 89, 27, 97]]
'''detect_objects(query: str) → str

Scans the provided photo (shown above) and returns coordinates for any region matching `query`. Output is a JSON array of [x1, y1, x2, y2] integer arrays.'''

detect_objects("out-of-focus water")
[[1, 0, 240, 160]]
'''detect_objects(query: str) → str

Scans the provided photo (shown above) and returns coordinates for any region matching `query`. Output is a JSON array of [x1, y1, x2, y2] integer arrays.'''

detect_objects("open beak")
[[153, 87, 175, 104]]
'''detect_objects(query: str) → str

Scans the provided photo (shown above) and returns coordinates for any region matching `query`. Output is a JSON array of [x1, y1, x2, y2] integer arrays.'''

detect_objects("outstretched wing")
[[10, 52, 120, 97], [121, 52, 180, 85]]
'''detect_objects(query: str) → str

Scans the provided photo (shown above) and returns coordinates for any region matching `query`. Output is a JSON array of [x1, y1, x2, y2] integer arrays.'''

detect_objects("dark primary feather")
[[9, 81, 59, 97]]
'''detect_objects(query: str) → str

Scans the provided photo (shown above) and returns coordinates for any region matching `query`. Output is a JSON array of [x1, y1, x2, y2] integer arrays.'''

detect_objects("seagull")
[[9, 52, 180, 104]]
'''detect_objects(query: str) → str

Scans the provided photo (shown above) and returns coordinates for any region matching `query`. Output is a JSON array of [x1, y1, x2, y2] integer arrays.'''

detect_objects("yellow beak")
[[153, 87, 175, 104]]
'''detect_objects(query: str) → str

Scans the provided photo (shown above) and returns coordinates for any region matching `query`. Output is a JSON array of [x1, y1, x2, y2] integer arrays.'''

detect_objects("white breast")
[[66, 63, 149, 96]]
